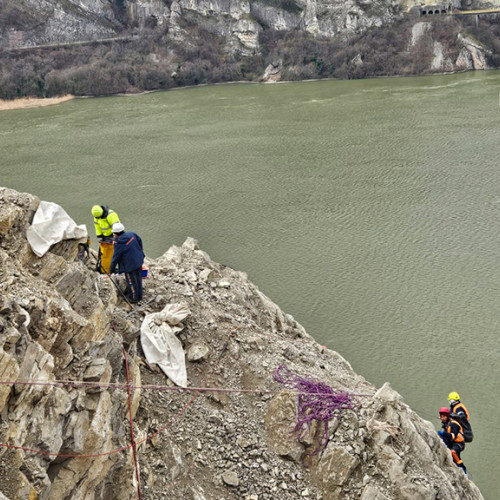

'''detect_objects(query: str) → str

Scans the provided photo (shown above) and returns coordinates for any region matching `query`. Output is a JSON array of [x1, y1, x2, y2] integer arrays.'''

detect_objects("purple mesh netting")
[[273, 365, 358, 459]]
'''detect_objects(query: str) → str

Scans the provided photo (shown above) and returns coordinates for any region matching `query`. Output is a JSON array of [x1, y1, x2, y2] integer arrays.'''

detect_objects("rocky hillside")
[[0, 0, 499, 98], [0, 186, 485, 499], [0, 0, 402, 51], [1, 0, 499, 53]]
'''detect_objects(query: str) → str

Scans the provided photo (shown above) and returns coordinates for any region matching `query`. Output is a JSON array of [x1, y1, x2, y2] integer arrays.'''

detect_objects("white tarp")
[[26, 201, 88, 257], [140, 302, 190, 387]]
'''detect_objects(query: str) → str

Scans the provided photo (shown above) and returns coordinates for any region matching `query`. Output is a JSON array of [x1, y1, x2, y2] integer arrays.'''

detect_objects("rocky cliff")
[[0, 186, 485, 499], [1, 0, 497, 67], [2, 0, 401, 51], [0, 0, 498, 98]]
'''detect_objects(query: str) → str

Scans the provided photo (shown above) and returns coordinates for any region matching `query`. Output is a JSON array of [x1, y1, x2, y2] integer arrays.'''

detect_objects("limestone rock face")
[[409, 19, 493, 74], [149, 0, 400, 46], [456, 34, 491, 70], [410, 21, 432, 47], [0, 186, 485, 500], [6, 0, 117, 46], [1, 0, 401, 53], [265, 390, 305, 462], [0, 187, 129, 500], [261, 61, 283, 82], [313, 445, 360, 493], [2, 0, 496, 73], [129, 0, 172, 25]]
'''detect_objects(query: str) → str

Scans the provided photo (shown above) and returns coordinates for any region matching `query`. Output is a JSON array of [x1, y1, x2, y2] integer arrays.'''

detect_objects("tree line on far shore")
[[1, 16, 499, 100]]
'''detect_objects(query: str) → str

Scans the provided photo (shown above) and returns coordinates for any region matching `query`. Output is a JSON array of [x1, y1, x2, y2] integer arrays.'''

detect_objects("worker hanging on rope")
[[109, 223, 145, 304], [438, 407, 467, 474], [448, 391, 473, 443], [91, 204, 121, 274]]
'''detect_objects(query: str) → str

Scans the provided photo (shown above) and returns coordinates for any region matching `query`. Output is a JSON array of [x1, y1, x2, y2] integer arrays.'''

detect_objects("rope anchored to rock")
[[273, 365, 360, 460]]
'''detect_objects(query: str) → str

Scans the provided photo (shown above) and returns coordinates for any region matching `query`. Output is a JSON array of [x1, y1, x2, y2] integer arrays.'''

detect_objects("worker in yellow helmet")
[[91, 205, 120, 273], [448, 391, 473, 443], [91, 205, 120, 243]]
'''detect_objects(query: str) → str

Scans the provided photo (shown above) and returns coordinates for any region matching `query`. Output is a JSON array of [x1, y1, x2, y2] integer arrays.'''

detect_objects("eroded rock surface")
[[2, 0, 496, 75], [0, 187, 484, 499]]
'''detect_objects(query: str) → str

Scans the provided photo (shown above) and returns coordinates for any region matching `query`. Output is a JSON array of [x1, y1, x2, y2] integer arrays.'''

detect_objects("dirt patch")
[[0, 95, 74, 111]]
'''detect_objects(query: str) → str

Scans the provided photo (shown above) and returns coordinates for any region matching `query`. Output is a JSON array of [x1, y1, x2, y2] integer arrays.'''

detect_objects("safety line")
[[0, 326, 362, 462], [0, 285, 332, 500], [122, 345, 142, 500], [0, 378, 370, 398], [0, 383, 371, 459], [0, 331, 235, 460]]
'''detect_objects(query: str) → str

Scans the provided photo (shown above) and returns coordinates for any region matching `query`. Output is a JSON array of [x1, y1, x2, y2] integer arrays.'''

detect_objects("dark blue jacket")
[[109, 231, 144, 274]]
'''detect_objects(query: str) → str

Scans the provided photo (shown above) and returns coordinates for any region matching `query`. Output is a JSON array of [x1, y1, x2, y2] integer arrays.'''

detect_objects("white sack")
[[26, 201, 88, 257], [141, 303, 190, 387]]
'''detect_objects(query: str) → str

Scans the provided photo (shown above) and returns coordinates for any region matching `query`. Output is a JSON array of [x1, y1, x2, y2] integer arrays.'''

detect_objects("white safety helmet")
[[112, 222, 125, 233]]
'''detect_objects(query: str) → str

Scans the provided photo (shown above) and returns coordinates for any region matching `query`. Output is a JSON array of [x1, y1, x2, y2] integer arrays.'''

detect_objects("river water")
[[2, 71, 500, 498]]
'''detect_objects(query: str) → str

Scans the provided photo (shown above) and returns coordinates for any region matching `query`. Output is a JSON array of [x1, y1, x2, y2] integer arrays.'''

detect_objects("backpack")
[[453, 413, 473, 443]]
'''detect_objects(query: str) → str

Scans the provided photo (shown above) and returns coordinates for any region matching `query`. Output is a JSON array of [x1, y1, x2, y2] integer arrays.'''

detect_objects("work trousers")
[[125, 268, 143, 303], [450, 442, 465, 469]]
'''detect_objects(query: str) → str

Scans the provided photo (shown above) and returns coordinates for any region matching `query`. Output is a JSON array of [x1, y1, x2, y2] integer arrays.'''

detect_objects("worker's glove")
[[439, 430, 451, 440]]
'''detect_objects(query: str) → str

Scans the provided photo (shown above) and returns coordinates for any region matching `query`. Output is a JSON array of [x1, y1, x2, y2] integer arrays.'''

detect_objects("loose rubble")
[[0, 187, 484, 500]]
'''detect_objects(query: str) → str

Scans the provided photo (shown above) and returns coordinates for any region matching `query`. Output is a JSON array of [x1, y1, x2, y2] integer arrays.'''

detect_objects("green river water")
[[2, 71, 500, 498]]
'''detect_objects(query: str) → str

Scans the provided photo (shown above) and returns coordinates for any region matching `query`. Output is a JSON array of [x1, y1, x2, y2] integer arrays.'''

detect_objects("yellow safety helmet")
[[448, 391, 460, 401], [92, 205, 104, 218]]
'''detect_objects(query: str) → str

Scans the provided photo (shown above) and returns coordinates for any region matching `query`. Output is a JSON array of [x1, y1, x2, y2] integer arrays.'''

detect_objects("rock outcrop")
[[1, 0, 498, 80], [2, 0, 402, 51], [410, 20, 493, 72], [455, 33, 492, 70], [0, 186, 484, 499]]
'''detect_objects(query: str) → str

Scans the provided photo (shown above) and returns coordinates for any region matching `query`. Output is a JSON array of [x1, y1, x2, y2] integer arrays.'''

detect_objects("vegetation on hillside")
[[0, 15, 499, 100]]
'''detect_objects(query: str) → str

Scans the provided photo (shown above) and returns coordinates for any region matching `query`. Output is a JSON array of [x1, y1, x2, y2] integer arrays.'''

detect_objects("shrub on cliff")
[[0, 15, 499, 99]]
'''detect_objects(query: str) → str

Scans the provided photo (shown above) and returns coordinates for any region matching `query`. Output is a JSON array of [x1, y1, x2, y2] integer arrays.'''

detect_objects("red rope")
[[123, 345, 142, 500], [0, 332, 235, 460], [0, 329, 352, 460], [0, 379, 369, 397], [0, 379, 281, 393], [0, 382, 371, 458]]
